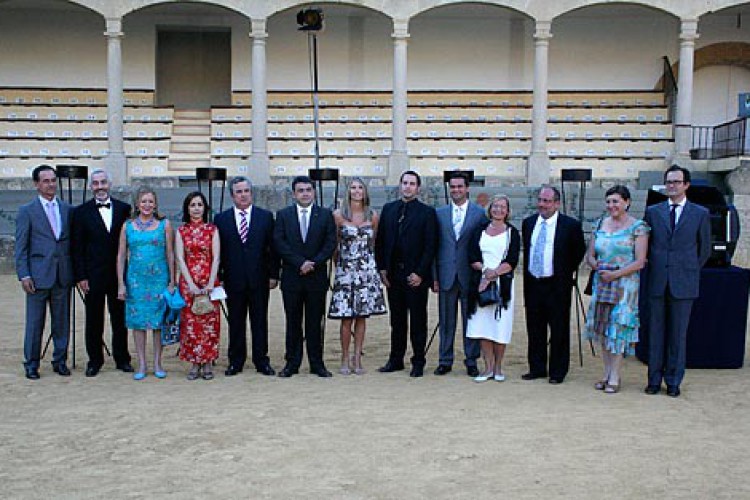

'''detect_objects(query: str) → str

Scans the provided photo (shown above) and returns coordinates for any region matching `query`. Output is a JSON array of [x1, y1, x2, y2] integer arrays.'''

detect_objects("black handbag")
[[478, 280, 500, 307]]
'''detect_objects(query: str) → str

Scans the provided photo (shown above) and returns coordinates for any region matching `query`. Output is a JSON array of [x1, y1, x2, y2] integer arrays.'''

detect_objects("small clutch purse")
[[191, 294, 214, 315]]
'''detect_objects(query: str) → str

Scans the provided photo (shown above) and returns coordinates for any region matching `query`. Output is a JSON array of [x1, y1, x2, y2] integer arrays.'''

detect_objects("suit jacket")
[[273, 204, 336, 292], [376, 199, 438, 282], [15, 197, 74, 289], [644, 200, 711, 299], [522, 212, 585, 300], [71, 197, 131, 293], [215, 205, 279, 293], [434, 201, 487, 291]]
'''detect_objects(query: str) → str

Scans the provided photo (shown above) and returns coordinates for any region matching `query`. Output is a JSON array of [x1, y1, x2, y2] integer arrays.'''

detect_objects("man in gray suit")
[[432, 173, 486, 377], [644, 165, 711, 397], [15, 165, 74, 379]]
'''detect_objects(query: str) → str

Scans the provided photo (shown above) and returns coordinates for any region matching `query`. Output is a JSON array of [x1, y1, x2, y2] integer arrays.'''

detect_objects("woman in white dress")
[[466, 195, 520, 382]]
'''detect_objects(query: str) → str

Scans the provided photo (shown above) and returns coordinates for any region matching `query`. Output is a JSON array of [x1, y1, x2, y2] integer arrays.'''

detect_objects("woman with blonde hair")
[[466, 194, 520, 382], [328, 178, 386, 374], [117, 186, 175, 380]]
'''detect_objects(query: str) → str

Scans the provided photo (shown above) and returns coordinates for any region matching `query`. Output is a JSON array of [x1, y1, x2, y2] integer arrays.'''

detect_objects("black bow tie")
[[97, 202, 111, 209]]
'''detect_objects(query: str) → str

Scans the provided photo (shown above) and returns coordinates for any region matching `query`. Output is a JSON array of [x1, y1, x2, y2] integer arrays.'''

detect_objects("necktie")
[[97, 202, 111, 209], [46, 201, 59, 239], [239, 210, 248, 243], [398, 202, 407, 235], [300, 208, 309, 242], [530, 220, 547, 277], [670, 204, 678, 231], [453, 207, 463, 239]]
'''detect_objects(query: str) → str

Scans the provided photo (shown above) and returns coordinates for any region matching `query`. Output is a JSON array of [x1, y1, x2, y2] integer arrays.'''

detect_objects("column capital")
[[392, 18, 410, 40], [534, 20, 552, 41], [679, 18, 699, 41], [104, 17, 123, 37], [251, 18, 268, 39]]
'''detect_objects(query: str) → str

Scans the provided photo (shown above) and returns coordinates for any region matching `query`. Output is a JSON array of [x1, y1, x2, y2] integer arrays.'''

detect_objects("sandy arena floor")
[[0, 274, 748, 499]]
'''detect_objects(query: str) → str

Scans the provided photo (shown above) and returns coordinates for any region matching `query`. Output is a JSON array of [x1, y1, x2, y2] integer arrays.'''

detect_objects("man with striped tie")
[[214, 176, 279, 377], [521, 186, 585, 384]]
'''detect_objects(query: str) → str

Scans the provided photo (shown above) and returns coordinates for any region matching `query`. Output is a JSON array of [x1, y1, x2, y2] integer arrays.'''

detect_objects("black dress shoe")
[[314, 367, 333, 378], [644, 385, 661, 395], [409, 366, 424, 378], [25, 366, 40, 380], [224, 365, 243, 376], [85, 365, 101, 377], [434, 365, 452, 376], [378, 360, 405, 373], [466, 366, 479, 377], [256, 364, 276, 376], [548, 377, 564, 385], [667, 385, 681, 398], [278, 367, 298, 378], [116, 363, 135, 373], [52, 363, 71, 376], [521, 372, 546, 380]]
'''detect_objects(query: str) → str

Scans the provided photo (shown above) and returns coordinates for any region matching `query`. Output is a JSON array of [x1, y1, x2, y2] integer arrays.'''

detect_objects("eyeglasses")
[[664, 180, 685, 185]]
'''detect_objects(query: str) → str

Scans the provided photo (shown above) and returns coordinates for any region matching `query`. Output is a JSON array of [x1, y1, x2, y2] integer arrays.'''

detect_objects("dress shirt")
[[39, 195, 61, 239], [97, 197, 112, 232], [452, 200, 468, 239], [531, 210, 558, 277], [234, 205, 252, 236], [296, 204, 312, 238], [670, 197, 686, 227]]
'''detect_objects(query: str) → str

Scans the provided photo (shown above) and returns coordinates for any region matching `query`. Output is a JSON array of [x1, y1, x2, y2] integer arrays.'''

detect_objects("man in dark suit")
[[432, 172, 485, 377], [214, 176, 279, 377], [274, 175, 336, 378], [522, 185, 585, 384], [71, 168, 133, 376], [644, 165, 711, 398], [376, 170, 438, 377], [15, 165, 74, 379]]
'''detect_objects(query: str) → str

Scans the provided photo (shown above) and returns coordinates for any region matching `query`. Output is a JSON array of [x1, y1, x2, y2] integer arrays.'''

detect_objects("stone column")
[[674, 18, 699, 161], [105, 18, 126, 185], [250, 19, 271, 185], [527, 21, 552, 186], [387, 19, 409, 185]]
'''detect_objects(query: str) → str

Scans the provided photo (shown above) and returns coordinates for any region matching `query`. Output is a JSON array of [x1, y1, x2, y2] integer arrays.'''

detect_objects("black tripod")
[[560, 168, 595, 366], [41, 165, 91, 369]]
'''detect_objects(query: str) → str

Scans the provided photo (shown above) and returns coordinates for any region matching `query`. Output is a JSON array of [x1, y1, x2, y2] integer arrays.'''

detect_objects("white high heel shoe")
[[474, 372, 494, 383]]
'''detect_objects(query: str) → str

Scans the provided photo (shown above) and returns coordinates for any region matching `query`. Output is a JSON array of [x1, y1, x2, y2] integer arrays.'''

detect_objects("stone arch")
[[662, 42, 750, 85]]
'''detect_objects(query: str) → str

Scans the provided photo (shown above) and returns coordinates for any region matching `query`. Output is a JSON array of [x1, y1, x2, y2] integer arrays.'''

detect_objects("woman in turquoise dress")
[[117, 186, 175, 381], [584, 185, 649, 394]]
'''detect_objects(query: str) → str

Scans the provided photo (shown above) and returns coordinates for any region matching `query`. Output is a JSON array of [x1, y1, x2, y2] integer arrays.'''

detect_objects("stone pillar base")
[[526, 152, 550, 186], [250, 153, 271, 186], [106, 152, 127, 186], [387, 151, 409, 185]]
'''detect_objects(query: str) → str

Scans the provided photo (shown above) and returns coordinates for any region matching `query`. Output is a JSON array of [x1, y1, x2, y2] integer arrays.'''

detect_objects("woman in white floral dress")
[[328, 178, 386, 375]]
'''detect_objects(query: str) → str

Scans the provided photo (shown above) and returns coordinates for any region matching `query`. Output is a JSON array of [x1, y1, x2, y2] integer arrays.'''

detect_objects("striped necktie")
[[239, 210, 248, 243]]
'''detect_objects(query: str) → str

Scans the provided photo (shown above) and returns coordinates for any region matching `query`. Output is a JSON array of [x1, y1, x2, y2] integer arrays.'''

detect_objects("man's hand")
[[299, 260, 315, 275], [269, 279, 279, 289], [77, 280, 90, 294], [21, 277, 36, 294], [431, 280, 440, 293], [407, 273, 422, 288]]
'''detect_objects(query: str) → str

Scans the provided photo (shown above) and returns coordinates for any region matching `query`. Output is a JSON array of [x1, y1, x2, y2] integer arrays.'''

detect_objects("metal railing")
[[690, 117, 749, 160], [662, 56, 678, 123]]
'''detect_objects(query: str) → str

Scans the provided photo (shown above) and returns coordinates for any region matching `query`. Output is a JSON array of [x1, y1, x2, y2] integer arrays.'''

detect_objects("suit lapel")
[[34, 198, 57, 239]]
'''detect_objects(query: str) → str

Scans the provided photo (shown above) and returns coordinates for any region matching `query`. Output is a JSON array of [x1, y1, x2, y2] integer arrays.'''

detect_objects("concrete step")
[[173, 124, 210, 135], [168, 158, 211, 171], [171, 135, 210, 144], [173, 110, 211, 120], [171, 142, 210, 154]]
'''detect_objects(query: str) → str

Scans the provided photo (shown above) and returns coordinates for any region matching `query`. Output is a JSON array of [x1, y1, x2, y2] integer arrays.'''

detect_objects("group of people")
[[15, 164, 711, 397]]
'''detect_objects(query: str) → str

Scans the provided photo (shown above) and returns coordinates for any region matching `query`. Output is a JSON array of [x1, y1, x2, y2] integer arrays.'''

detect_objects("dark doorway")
[[156, 29, 231, 109]]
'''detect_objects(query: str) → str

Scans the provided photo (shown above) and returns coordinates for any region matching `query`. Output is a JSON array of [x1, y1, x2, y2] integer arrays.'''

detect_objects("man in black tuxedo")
[[71, 168, 133, 376], [214, 176, 279, 377], [522, 185, 585, 384], [274, 175, 336, 378], [376, 170, 438, 377]]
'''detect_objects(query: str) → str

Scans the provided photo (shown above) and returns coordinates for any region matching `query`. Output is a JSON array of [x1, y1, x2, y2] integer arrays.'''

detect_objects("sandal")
[[354, 367, 366, 375], [187, 366, 201, 381], [594, 380, 607, 390], [339, 365, 351, 375], [202, 368, 214, 380], [604, 384, 620, 394]]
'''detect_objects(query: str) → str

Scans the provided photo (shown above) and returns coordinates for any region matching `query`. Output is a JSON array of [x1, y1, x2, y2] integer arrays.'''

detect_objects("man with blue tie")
[[432, 172, 485, 377], [522, 186, 585, 384], [15, 165, 74, 379], [644, 165, 711, 397]]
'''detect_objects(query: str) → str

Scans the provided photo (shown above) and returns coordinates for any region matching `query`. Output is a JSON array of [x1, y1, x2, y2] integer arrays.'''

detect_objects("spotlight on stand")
[[297, 8, 324, 31]]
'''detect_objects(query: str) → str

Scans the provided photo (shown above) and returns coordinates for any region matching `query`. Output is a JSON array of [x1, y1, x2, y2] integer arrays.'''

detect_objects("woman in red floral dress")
[[175, 192, 221, 380]]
